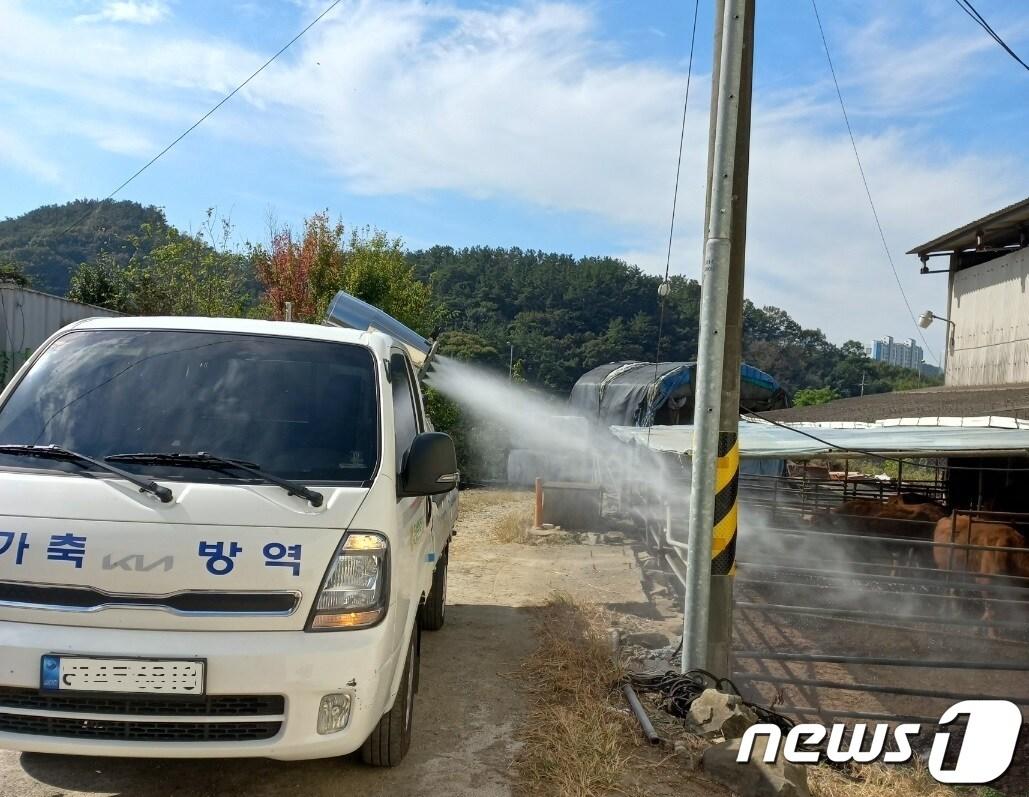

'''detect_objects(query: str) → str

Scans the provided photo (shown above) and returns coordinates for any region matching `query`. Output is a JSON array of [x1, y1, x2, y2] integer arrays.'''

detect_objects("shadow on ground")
[[3, 605, 534, 797]]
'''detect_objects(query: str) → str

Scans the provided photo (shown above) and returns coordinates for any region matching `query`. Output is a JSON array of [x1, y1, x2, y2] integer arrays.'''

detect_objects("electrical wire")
[[808, 0, 939, 366], [624, 668, 796, 734], [953, 0, 1029, 72], [649, 0, 701, 446], [57, 0, 346, 239]]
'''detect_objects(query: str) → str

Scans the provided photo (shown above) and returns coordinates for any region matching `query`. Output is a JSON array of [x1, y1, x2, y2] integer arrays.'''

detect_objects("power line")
[[661, 0, 702, 287], [650, 0, 701, 441], [808, 0, 939, 366], [953, 0, 1029, 72], [58, 0, 345, 238]]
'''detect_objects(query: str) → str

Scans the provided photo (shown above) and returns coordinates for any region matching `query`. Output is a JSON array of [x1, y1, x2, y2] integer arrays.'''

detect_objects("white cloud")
[[76, 1, 170, 25], [0, 128, 61, 183], [0, 0, 1025, 354]]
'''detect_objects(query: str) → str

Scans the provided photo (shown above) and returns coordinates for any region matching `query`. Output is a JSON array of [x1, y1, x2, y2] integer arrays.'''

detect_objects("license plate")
[[40, 655, 206, 695]]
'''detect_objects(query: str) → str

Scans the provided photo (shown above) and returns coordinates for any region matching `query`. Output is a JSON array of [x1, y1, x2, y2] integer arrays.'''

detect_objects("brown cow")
[[834, 494, 947, 526], [832, 495, 947, 573], [933, 515, 1029, 636]]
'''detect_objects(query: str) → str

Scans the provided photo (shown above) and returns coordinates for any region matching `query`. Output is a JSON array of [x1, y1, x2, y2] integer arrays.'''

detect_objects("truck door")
[[391, 353, 433, 567]]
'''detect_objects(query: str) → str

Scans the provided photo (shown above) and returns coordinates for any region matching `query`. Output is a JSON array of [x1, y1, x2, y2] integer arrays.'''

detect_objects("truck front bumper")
[[0, 620, 402, 761]]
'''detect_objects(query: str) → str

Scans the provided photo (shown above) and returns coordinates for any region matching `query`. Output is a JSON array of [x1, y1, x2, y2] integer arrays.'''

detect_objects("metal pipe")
[[736, 601, 1028, 630], [664, 502, 689, 556], [751, 524, 1029, 553], [736, 560, 1029, 590], [533, 478, 544, 528], [621, 683, 661, 745], [735, 576, 1029, 605], [732, 672, 1029, 705], [732, 650, 1029, 670], [681, 0, 748, 675]]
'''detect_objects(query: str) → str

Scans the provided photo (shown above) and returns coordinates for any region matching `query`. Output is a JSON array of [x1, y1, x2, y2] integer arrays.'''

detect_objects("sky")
[[0, 0, 1026, 364]]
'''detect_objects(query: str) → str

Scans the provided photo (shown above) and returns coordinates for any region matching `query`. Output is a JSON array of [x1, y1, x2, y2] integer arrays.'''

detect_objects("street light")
[[919, 310, 956, 353]]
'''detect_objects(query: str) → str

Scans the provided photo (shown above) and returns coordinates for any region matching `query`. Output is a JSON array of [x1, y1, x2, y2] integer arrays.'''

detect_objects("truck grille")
[[0, 687, 283, 717], [0, 582, 299, 615], [0, 713, 280, 742]]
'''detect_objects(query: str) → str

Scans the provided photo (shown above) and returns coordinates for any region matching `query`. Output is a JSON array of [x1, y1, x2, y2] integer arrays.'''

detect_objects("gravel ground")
[[0, 491, 646, 797]]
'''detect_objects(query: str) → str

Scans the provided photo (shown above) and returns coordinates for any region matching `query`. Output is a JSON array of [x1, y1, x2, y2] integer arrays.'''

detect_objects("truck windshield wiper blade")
[[105, 452, 324, 508], [0, 444, 174, 503]]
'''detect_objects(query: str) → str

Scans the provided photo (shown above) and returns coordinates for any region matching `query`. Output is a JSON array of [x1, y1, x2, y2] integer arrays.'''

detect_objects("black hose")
[[621, 683, 661, 745]]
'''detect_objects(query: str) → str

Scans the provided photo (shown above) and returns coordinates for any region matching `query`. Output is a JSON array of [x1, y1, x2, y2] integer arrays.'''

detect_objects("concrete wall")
[[0, 287, 120, 384], [948, 247, 1029, 387]]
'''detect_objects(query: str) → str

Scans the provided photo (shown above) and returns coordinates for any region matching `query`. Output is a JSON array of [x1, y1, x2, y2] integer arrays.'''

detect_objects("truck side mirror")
[[399, 432, 459, 496]]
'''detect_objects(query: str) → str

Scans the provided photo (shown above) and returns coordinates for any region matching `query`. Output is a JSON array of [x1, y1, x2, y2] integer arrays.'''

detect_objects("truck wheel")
[[360, 630, 417, 767], [417, 546, 448, 631]]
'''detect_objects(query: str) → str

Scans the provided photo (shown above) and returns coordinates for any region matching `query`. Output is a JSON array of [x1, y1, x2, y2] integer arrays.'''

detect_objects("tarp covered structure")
[[610, 417, 1029, 460], [568, 361, 789, 427]]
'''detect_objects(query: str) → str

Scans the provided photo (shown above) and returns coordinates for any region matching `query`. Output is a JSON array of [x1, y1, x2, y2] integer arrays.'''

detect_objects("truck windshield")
[[0, 329, 379, 484]]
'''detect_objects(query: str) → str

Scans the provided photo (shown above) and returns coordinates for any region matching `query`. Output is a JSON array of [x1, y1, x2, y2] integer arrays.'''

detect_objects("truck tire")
[[360, 630, 417, 767], [417, 546, 448, 631]]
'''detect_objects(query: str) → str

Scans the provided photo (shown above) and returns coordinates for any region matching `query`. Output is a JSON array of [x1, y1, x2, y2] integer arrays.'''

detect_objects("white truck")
[[0, 293, 459, 765]]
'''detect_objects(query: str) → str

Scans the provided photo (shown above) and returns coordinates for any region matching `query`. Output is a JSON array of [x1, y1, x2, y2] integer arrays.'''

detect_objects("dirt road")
[[0, 492, 647, 797]]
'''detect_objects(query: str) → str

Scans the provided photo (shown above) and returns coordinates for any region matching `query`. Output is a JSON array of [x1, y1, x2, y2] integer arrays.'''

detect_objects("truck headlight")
[[307, 532, 389, 631]]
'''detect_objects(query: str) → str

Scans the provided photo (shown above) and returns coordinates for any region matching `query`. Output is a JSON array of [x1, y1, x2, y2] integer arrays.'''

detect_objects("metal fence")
[[641, 472, 1029, 727]]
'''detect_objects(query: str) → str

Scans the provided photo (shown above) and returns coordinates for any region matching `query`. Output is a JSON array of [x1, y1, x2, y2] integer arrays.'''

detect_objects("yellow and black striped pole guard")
[[711, 431, 739, 576]]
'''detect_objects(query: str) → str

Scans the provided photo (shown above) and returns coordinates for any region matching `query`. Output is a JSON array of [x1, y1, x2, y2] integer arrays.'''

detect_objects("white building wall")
[[0, 287, 120, 384], [948, 247, 1029, 387]]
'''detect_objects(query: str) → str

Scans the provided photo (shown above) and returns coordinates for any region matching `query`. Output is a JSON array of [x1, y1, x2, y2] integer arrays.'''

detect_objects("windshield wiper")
[[0, 444, 174, 503], [105, 452, 324, 508]]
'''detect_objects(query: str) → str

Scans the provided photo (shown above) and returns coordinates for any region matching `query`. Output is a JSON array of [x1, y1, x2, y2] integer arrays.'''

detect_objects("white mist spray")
[[425, 356, 688, 519]]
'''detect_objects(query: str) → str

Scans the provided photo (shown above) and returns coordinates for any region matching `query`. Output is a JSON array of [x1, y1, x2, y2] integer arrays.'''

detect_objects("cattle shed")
[[910, 195, 1029, 387], [0, 286, 120, 385], [761, 387, 1029, 515]]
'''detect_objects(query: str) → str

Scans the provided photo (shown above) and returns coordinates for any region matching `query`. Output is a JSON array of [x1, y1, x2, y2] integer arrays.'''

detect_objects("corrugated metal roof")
[[762, 383, 1029, 425], [907, 195, 1029, 255], [610, 417, 1029, 459]]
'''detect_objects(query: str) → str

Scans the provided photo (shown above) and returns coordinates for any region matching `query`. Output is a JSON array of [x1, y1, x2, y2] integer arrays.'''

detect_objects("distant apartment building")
[[865, 335, 924, 371]]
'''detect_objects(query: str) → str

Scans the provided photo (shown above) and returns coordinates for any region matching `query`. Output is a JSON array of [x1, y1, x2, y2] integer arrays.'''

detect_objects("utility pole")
[[683, 0, 754, 675], [859, 371, 867, 396]]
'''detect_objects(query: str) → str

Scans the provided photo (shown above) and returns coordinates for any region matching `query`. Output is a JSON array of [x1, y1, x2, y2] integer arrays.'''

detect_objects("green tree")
[[67, 212, 254, 317], [0, 259, 31, 287], [340, 227, 434, 334], [436, 331, 499, 364], [0, 199, 169, 295], [793, 387, 841, 406], [67, 253, 123, 308], [254, 214, 435, 335]]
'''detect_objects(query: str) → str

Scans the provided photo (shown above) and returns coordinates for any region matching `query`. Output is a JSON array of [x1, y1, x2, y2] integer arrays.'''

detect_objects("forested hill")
[[0, 199, 168, 295], [409, 245, 933, 397], [0, 200, 934, 399]]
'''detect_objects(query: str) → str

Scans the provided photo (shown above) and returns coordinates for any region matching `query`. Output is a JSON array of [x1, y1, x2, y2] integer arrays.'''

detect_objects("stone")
[[686, 688, 759, 740], [673, 739, 703, 770], [622, 632, 670, 650], [702, 735, 810, 797], [604, 531, 625, 544], [532, 531, 575, 545]]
